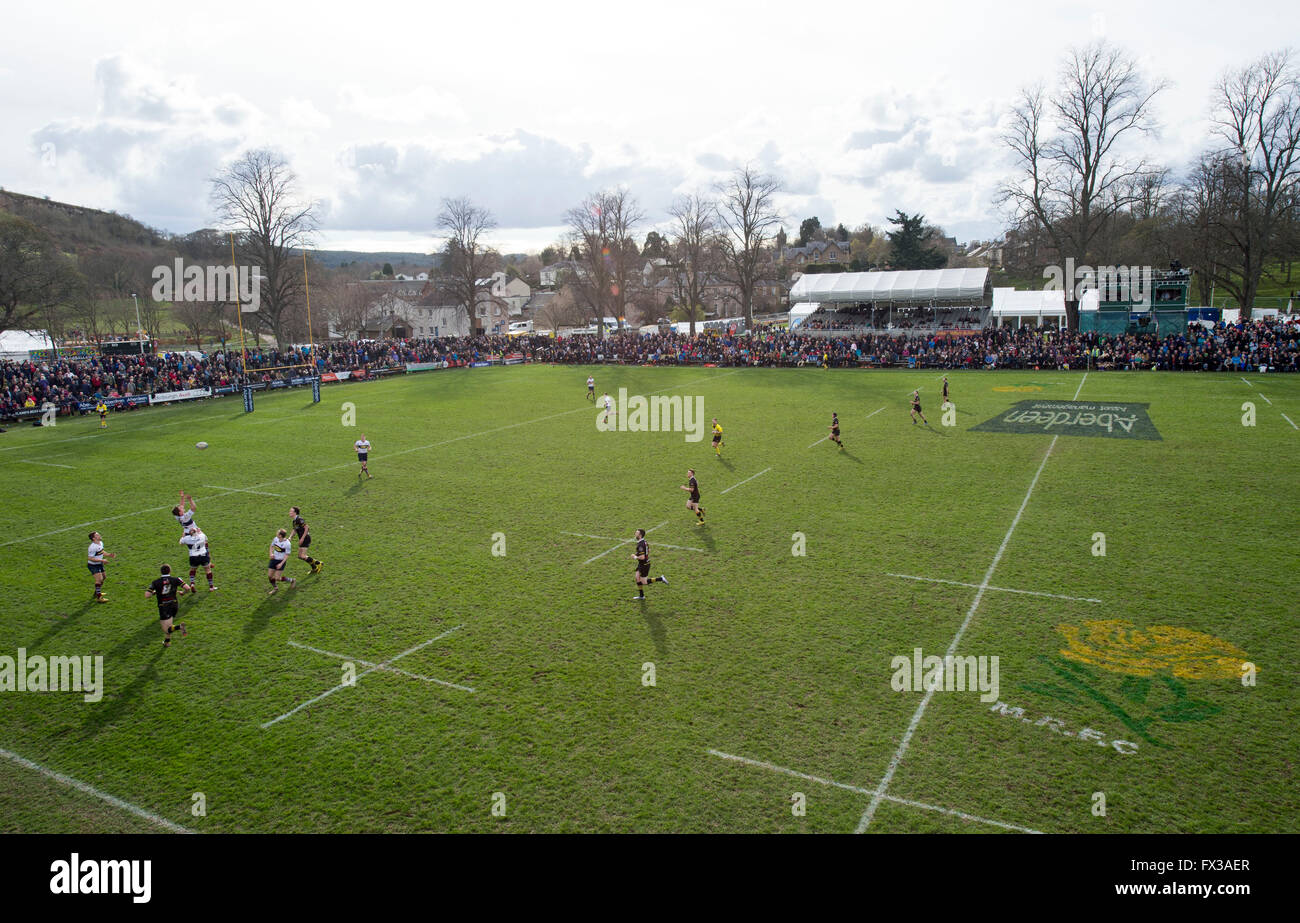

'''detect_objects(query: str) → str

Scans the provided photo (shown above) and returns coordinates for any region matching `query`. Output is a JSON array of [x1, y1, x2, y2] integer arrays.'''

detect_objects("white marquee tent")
[[0, 330, 52, 359], [789, 268, 991, 305]]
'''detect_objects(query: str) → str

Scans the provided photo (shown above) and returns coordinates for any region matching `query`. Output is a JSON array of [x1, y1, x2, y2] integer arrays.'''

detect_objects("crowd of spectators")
[[2, 318, 1295, 421]]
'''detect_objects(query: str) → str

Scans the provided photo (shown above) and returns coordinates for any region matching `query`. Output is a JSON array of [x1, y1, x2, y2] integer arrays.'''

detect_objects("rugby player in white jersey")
[[354, 434, 372, 480], [267, 529, 296, 594], [87, 531, 117, 602], [180, 525, 217, 592]]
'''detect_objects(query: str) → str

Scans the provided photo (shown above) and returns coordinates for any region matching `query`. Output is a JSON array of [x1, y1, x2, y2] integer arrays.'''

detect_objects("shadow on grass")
[[714, 455, 734, 472], [345, 478, 367, 497], [243, 588, 295, 642], [638, 604, 668, 656], [79, 644, 164, 740], [837, 449, 865, 463], [29, 597, 99, 650]]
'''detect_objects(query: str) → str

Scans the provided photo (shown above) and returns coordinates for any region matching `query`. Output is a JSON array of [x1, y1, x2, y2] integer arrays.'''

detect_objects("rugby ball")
[[195, 441, 209, 450]]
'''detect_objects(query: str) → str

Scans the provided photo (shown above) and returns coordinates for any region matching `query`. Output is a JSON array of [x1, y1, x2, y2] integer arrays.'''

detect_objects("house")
[[540, 261, 583, 287], [777, 239, 852, 266], [474, 271, 532, 316], [965, 240, 1004, 268]]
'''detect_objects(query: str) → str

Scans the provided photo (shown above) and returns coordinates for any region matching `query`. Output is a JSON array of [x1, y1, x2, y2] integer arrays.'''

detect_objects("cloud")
[[330, 130, 685, 231], [30, 56, 258, 230]]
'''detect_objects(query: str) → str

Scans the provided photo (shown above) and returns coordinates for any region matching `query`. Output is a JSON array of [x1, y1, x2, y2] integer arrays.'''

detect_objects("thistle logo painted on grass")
[[1057, 620, 1249, 680], [596, 388, 706, 441], [0, 648, 103, 702], [971, 400, 1161, 440], [1012, 621, 1250, 749], [891, 648, 1000, 703]]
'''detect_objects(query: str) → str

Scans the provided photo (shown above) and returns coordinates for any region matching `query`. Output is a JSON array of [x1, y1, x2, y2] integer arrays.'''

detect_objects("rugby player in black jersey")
[[145, 564, 188, 648], [829, 412, 844, 449], [630, 528, 669, 600], [289, 506, 322, 574], [680, 468, 705, 525], [910, 389, 929, 426]]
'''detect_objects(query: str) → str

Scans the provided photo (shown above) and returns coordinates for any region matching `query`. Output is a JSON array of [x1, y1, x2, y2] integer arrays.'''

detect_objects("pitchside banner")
[[150, 387, 211, 404], [971, 400, 1162, 440]]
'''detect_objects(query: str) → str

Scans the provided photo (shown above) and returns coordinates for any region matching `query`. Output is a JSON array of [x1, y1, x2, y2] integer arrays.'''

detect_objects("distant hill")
[[0, 188, 441, 270], [308, 249, 439, 270], [0, 189, 168, 251]]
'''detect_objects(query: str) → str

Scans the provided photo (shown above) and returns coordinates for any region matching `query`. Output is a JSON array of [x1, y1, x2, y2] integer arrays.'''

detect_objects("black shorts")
[[690, 493, 700, 504], [912, 404, 922, 413], [832, 428, 840, 437], [712, 436, 721, 444], [158, 601, 178, 621], [87, 563, 104, 574], [269, 558, 287, 571], [297, 535, 311, 548], [189, 555, 210, 567], [636, 563, 650, 578], [357, 453, 368, 462]]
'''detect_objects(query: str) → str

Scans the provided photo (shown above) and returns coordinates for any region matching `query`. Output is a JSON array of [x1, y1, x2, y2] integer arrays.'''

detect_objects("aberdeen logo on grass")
[[891, 648, 1000, 703], [596, 388, 706, 442], [0, 648, 102, 702], [151, 258, 262, 313], [971, 400, 1162, 440]]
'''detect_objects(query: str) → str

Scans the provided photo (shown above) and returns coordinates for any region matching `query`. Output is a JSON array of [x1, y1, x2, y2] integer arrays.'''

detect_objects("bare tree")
[[998, 41, 1168, 328], [1196, 49, 1300, 316], [0, 213, 80, 336], [565, 189, 645, 336], [715, 166, 782, 328], [174, 299, 212, 350], [436, 196, 500, 332], [209, 149, 318, 348], [667, 193, 720, 336]]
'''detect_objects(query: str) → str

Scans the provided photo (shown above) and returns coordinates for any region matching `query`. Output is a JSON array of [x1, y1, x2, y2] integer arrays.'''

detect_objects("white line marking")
[[1258, 393, 1272, 405], [262, 626, 464, 728], [0, 370, 743, 549], [1241, 377, 1253, 386], [720, 466, 771, 495], [708, 750, 1043, 834], [0, 745, 193, 833], [288, 641, 475, 693], [886, 573, 1102, 603], [809, 406, 885, 448], [582, 521, 668, 565], [1282, 413, 1299, 430], [202, 485, 284, 497], [560, 531, 705, 553], [856, 372, 1076, 834], [0, 432, 104, 452], [16, 459, 75, 469]]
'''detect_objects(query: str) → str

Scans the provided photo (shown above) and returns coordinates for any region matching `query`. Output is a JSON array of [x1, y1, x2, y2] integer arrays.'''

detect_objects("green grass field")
[[1, 364, 1296, 833]]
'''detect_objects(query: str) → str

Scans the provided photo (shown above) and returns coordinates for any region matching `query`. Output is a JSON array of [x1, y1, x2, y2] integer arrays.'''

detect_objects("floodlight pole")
[[132, 293, 143, 354]]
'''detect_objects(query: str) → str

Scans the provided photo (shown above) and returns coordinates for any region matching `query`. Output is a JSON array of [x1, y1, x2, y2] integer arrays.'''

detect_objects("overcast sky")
[[1, 0, 1295, 256]]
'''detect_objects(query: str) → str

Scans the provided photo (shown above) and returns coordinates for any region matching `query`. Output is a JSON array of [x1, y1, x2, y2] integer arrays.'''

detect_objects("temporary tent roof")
[[789, 268, 990, 305], [788, 302, 819, 328], [991, 288, 1066, 317], [0, 330, 51, 359]]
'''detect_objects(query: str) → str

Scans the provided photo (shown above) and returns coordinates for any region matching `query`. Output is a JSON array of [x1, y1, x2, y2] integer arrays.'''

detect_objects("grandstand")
[[788, 268, 992, 336]]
